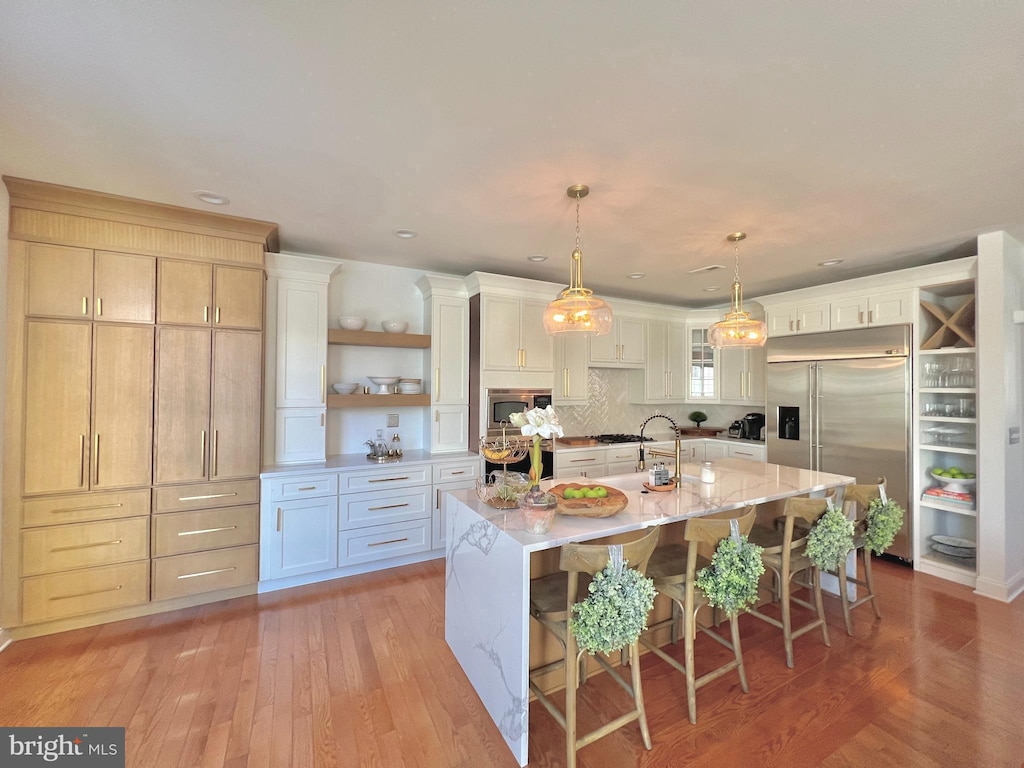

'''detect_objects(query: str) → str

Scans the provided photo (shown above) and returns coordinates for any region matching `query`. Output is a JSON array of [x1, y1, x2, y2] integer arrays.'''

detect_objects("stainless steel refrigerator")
[[766, 325, 912, 561]]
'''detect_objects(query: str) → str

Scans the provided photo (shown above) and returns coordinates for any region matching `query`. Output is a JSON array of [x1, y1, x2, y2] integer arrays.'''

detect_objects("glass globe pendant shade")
[[708, 279, 768, 348]]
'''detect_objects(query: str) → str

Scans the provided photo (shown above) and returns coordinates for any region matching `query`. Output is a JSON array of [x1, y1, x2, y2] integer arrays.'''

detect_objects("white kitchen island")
[[444, 458, 853, 766]]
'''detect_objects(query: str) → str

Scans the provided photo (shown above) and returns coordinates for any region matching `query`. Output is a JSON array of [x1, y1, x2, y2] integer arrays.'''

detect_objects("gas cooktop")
[[589, 434, 653, 444]]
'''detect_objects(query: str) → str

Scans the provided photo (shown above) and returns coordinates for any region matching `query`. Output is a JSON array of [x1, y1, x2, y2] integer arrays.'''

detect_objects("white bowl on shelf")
[[368, 376, 400, 394], [381, 320, 408, 334], [930, 469, 976, 493], [331, 382, 359, 395], [338, 316, 366, 331]]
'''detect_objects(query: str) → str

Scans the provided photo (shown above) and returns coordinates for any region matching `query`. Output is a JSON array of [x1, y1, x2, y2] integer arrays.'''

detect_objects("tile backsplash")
[[555, 368, 762, 439]]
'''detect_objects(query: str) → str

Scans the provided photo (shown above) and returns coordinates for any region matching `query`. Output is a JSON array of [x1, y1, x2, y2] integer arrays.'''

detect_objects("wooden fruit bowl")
[[549, 483, 628, 518]]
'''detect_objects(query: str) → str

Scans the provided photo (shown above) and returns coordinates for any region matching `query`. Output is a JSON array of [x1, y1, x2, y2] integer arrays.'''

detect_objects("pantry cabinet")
[[157, 260, 263, 330]]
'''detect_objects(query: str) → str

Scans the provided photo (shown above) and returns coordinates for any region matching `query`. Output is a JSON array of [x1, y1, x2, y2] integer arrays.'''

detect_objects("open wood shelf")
[[328, 329, 430, 348], [327, 393, 430, 408]]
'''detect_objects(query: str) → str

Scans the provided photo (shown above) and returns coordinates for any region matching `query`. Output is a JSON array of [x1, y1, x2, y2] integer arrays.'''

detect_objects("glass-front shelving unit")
[[914, 281, 977, 586]]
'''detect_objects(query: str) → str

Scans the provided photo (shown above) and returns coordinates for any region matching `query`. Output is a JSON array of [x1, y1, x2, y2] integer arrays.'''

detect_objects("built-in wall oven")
[[484, 388, 554, 480]]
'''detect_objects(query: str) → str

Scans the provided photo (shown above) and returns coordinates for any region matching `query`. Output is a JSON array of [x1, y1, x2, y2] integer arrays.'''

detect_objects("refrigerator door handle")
[[815, 363, 823, 470], [808, 364, 817, 470]]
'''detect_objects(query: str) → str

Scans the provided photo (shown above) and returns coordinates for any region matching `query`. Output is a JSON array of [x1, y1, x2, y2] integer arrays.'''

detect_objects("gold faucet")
[[645, 437, 683, 484]]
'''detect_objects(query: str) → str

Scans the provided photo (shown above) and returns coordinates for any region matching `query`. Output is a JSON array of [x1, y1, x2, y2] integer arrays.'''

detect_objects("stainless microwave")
[[486, 388, 553, 433]]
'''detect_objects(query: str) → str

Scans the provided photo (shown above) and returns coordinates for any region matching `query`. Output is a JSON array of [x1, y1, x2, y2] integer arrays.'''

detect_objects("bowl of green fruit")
[[549, 483, 628, 518], [931, 466, 976, 494]]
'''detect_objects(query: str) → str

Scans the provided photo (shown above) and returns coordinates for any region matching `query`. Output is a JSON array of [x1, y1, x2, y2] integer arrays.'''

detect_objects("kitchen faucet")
[[637, 414, 681, 483]]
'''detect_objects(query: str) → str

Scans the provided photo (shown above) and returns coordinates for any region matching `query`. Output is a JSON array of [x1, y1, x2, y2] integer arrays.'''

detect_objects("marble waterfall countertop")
[[443, 458, 853, 765]]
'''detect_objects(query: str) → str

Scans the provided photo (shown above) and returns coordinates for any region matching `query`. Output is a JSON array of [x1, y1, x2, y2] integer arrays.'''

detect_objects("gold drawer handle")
[[51, 585, 122, 601], [296, 486, 318, 491], [368, 476, 410, 483], [368, 537, 409, 547], [49, 503, 123, 514], [178, 566, 236, 580], [51, 539, 122, 552], [570, 458, 597, 463], [368, 503, 410, 512], [449, 470, 466, 476], [177, 492, 238, 502], [177, 526, 238, 537]]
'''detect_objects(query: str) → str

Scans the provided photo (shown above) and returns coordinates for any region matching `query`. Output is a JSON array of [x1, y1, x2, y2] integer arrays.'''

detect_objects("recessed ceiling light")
[[527, 254, 548, 262], [393, 228, 417, 239], [627, 272, 646, 279], [193, 190, 229, 205], [702, 285, 720, 292], [819, 259, 844, 267]]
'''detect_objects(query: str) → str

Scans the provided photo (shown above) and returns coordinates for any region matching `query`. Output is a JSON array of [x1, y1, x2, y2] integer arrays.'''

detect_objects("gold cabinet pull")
[[368, 537, 409, 547], [79, 434, 86, 487], [203, 305, 209, 323], [321, 365, 326, 404], [570, 457, 597, 463], [297, 485, 317, 492], [51, 584, 122, 601], [215, 306, 221, 324], [368, 502, 410, 511], [320, 412, 325, 427], [52, 539, 122, 552], [178, 491, 237, 502], [434, 367, 440, 399], [212, 430, 219, 477], [450, 470, 465, 476], [93, 433, 101, 485], [82, 296, 88, 315], [277, 507, 283, 531], [369, 476, 409, 483], [436, 489, 441, 509], [435, 410, 439, 423], [200, 430, 207, 476], [178, 526, 237, 537], [178, 566, 235, 580], [96, 297, 103, 316]]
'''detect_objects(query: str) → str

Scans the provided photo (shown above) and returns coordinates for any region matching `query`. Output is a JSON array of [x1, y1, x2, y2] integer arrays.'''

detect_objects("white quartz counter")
[[260, 449, 478, 478], [444, 458, 852, 765]]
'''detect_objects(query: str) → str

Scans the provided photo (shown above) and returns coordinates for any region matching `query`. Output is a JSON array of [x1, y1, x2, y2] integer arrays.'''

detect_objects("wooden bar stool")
[[747, 496, 832, 668], [528, 527, 661, 768], [835, 477, 886, 635], [641, 505, 758, 724]]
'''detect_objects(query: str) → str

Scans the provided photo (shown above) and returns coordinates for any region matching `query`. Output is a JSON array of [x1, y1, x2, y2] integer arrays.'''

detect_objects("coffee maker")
[[740, 412, 766, 440]]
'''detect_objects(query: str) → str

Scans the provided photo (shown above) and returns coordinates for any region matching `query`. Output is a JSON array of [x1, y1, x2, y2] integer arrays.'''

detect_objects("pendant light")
[[708, 232, 768, 348], [542, 184, 613, 336]]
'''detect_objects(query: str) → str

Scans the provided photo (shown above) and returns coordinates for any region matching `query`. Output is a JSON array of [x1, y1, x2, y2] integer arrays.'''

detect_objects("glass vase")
[[518, 487, 557, 534]]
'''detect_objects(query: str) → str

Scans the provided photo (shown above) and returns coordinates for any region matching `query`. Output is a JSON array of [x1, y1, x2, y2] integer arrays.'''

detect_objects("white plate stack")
[[398, 378, 422, 394]]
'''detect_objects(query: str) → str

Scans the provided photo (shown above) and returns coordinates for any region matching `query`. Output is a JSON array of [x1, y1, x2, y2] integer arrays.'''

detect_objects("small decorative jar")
[[700, 461, 716, 484], [518, 487, 558, 534]]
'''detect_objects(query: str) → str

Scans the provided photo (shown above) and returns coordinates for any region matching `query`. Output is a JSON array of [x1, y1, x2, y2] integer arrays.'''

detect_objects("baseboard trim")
[[974, 569, 1024, 603], [0, 627, 13, 653], [258, 548, 444, 594]]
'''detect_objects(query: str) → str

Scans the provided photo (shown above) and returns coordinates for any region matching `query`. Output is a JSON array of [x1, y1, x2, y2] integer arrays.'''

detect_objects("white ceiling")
[[2, 2, 1022, 307]]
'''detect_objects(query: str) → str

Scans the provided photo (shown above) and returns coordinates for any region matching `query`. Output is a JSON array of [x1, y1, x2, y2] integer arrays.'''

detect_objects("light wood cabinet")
[[158, 260, 263, 330], [23, 321, 153, 495], [26, 244, 155, 323], [154, 328, 261, 484]]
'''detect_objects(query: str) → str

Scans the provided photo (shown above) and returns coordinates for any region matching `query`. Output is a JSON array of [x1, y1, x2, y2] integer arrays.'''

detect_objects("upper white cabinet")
[[276, 278, 328, 408], [685, 325, 717, 401], [480, 295, 553, 372], [718, 345, 766, 403], [418, 275, 470, 453], [627, 320, 688, 403], [588, 315, 645, 367], [553, 333, 589, 405], [767, 290, 913, 337]]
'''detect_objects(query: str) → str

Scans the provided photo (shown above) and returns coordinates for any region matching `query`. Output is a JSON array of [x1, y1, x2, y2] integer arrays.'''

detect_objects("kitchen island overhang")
[[443, 458, 854, 766]]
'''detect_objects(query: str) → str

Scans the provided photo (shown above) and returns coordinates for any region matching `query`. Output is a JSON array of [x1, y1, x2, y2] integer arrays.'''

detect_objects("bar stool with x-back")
[[834, 477, 886, 635], [528, 526, 661, 768]]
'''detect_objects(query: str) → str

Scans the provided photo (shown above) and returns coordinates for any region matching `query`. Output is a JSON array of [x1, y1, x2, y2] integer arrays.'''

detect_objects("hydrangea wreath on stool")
[[807, 505, 855, 573], [570, 550, 657, 655], [695, 534, 764, 615], [865, 497, 904, 554]]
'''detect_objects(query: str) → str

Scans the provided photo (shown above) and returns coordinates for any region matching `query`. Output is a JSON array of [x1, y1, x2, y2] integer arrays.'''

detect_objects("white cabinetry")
[[554, 448, 607, 479], [768, 290, 913, 337], [628, 321, 688, 403], [431, 460, 479, 549], [726, 442, 766, 461], [553, 334, 589, 405], [685, 325, 717, 401], [588, 315, 645, 367], [418, 276, 470, 453], [260, 473, 339, 580], [480, 295, 552, 372], [704, 441, 729, 461], [718, 345, 766, 404]]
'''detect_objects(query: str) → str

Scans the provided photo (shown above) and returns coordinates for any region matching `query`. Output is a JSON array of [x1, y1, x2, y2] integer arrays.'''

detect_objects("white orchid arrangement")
[[509, 406, 564, 487]]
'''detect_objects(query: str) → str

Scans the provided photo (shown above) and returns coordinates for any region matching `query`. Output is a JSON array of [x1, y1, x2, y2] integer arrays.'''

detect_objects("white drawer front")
[[431, 460, 480, 484], [340, 466, 431, 493], [727, 443, 765, 461], [554, 449, 605, 471], [268, 473, 339, 502], [338, 519, 431, 566], [339, 486, 430, 530]]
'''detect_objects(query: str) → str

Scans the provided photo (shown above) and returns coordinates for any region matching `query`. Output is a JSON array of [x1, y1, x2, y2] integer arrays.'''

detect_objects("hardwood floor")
[[1, 558, 1021, 767]]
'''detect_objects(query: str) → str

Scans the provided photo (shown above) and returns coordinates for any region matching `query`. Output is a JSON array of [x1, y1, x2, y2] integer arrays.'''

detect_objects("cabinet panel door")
[[211, 331, 263, 479], [158, 259, 212, 325], [617, 317, 646, 365], [830, 297, 869, 331], [519, 299, 553, 371], [667, 324, 689, 400], [274, 408, 326, 464], [271, 497, 338, 579], [767, 307, 799, 337], [214, 265, 264, 330], [433, 297, 468, 404], [554, 334, 589, 405], [26, 243, 93, 319], [24, 321, 93, 495], [481, 295, 522, 370], [645, 322, 669, 400], [154, 327, 212, 484], [92, 324, 154, 489], [871, 290, 913, 326], [277, 280, 327, 407], [431, 405, 468, 453], [94, 251, 156, 323], [588, 325, 618, 364], [798, 303, 829, 333], [718, 347, 747, 402]]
